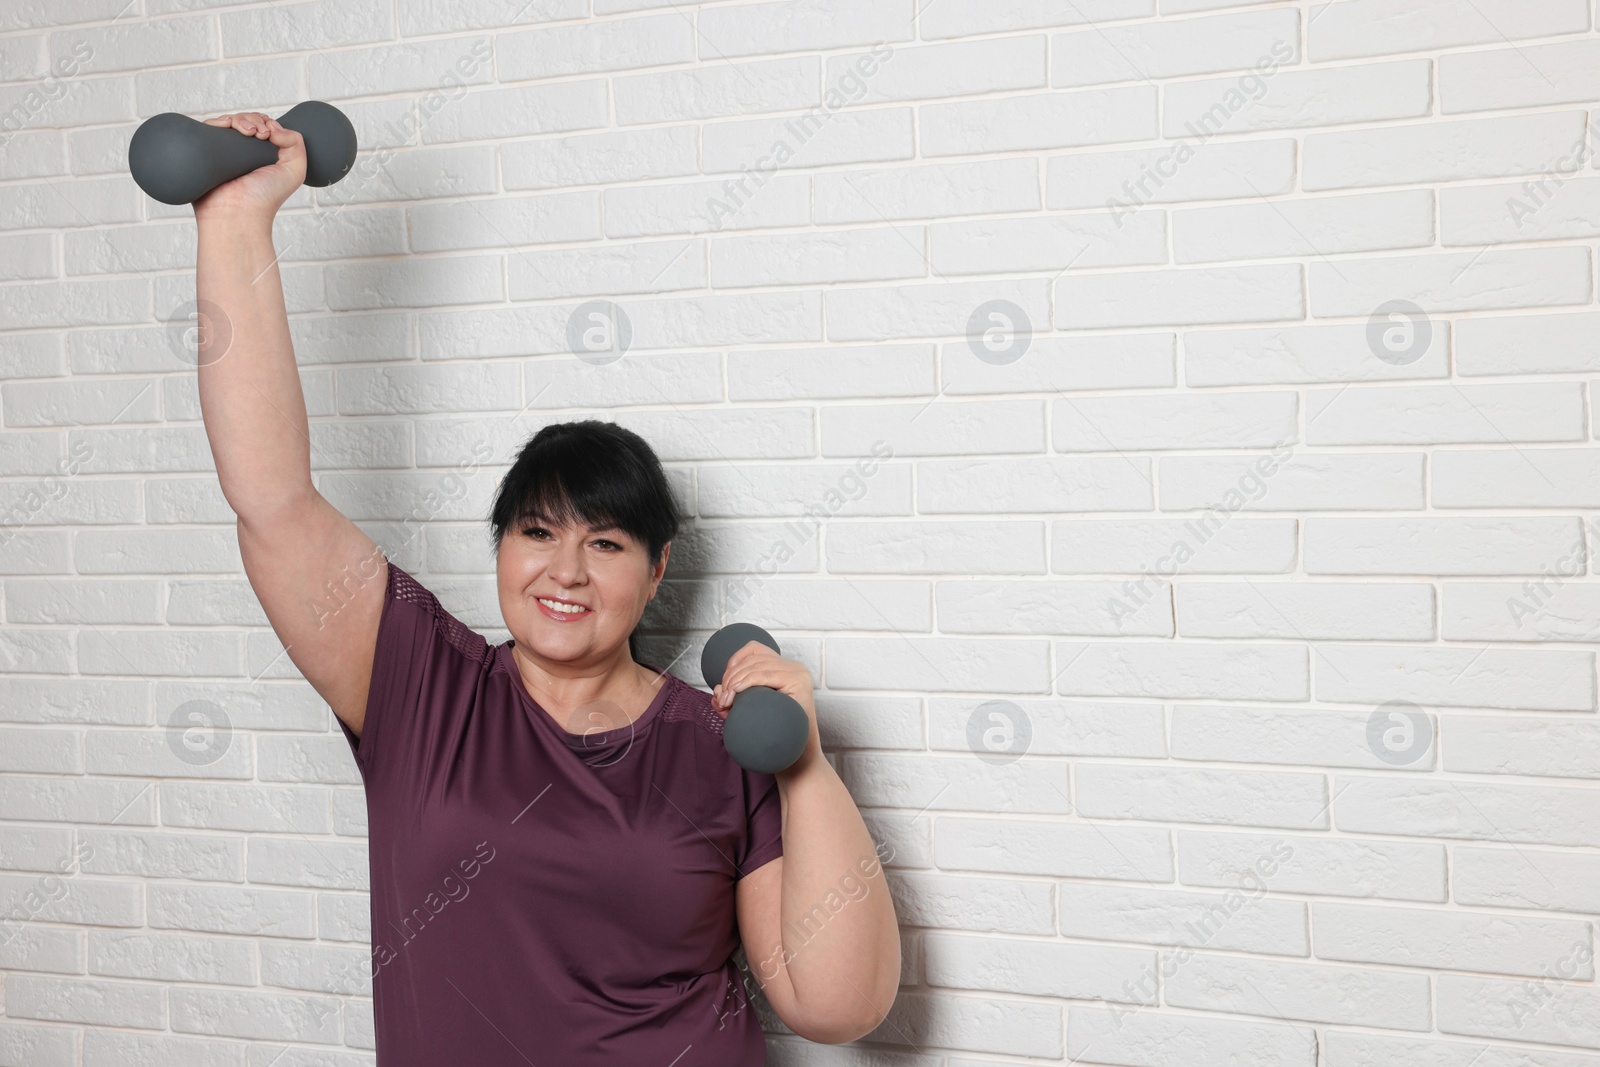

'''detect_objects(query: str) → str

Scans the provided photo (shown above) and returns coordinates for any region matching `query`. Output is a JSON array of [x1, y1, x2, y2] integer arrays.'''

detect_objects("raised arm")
[[194, 111, 386, 737]]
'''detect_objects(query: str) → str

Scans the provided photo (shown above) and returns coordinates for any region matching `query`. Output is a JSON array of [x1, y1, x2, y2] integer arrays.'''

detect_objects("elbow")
[[793, 985, 899, 1045], [824, 1003, 896, 1045]]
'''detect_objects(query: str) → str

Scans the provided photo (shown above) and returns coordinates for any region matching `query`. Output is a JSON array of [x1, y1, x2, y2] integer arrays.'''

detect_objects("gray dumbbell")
[[700, 623, 811, 774], [129, 100, 357, 205]]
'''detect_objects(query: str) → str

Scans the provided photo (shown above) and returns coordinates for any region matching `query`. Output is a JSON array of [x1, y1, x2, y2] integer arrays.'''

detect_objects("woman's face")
[[496, 511, 667, 667]]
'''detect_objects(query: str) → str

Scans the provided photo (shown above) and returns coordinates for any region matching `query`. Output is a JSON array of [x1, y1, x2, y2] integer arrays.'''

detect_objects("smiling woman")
[[487, 419, 681, 683], [194, 104, 896, 1066]]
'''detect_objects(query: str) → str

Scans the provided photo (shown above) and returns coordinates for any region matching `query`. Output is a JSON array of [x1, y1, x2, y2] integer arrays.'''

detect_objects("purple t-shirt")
[[336, 558, 784, 1065]]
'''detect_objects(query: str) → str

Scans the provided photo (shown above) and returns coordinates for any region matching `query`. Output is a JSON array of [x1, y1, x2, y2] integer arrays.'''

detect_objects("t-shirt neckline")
[[497, 641, 675, 757]]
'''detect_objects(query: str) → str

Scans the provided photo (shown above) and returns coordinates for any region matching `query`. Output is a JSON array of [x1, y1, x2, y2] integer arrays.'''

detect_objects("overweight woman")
[[192, 112, 900, 1065]]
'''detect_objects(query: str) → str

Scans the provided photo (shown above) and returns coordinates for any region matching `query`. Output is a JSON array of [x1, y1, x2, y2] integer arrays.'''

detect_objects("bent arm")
[[735, 747, 901, 1045]]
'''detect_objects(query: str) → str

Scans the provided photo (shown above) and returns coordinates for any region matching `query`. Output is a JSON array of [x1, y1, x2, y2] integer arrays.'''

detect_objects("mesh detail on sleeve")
[[658, 674, 727, 737], [388, 561, 491, 666]]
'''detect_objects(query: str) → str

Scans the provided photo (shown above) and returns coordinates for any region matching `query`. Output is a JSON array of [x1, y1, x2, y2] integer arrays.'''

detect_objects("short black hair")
[[489, 420, 681, 661]]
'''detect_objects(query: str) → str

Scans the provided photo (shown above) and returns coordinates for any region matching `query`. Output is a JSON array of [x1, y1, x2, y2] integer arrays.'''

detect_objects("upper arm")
[[238, 489, 387, 739]]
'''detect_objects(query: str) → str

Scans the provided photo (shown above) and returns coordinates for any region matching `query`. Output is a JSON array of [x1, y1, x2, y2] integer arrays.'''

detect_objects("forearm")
[[195, 216, 313, 521], [770, 750, 900, 1041]]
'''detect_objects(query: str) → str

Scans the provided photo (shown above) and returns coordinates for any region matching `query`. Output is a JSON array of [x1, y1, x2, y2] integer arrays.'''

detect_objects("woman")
[[193, 111, 900, 1065]]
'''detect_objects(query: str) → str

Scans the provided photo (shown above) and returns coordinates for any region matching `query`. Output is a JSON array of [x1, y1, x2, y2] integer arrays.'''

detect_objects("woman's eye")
[[523, 527, 548, 539]]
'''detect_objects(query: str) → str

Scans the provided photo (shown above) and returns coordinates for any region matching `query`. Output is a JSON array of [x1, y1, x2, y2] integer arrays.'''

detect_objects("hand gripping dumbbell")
[[128, 100, 358, 205], [700, 623, 811, 775]]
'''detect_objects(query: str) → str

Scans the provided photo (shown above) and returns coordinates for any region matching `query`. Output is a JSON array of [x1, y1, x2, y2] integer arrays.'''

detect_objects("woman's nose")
[[546, 538, 586, 584]]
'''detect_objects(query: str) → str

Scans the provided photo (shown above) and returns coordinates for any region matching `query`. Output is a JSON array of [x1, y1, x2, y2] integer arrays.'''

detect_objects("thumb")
[[266, 119, 301, 148]]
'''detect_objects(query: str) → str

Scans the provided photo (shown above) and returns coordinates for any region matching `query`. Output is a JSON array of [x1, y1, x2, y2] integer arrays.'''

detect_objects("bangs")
[[490, 420, 680, 565]]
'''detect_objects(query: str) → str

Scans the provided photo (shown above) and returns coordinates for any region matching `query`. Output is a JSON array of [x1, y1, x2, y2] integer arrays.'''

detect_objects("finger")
[[719, 663, 777, 703], [724, 640, 774, 677]]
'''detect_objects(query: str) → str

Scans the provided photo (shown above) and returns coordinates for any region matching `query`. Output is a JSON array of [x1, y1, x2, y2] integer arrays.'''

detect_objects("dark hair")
[[489, 420, 680, 663]]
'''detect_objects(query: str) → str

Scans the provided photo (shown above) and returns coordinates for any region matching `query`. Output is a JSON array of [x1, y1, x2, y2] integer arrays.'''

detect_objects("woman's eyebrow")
[[531, 516, 625, 535]]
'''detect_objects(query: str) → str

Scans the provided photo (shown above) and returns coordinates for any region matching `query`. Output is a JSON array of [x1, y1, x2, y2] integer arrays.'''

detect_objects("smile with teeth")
[[538, 597, 590, 615]]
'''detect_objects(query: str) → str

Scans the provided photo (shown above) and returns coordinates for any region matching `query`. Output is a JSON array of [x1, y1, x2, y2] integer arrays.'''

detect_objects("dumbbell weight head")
[[700, 623, 811, 775], [128, 100, 358, 206]]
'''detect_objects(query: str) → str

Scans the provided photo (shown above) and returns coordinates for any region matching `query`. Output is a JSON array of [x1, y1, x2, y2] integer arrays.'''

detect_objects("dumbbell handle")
[[128, 100, 358, 206], [700, 623, 811, 775]]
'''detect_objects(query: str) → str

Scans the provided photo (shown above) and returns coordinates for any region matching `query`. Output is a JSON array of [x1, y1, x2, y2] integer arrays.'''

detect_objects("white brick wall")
[[2, 1, 1598, 1064]]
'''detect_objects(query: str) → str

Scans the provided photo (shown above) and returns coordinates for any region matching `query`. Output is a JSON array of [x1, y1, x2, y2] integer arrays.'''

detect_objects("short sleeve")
[[736, 768, 784, 878], [338, 556, 488, 773]]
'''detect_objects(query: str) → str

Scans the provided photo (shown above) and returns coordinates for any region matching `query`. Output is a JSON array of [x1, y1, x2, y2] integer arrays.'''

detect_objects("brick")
[[1304, 112, 1589, 191], [712, 225, 924, 289], [1307, 382, 1585, 445], [931, 211, 1165, 275], [729, 344, 934, 401], [1159, 452, 1425, 512], [1058, 264, 1304, 329], [1315, 644, 1593, 711], [1438, 974, 1600, 1048], [815, 158, 1040, 223], [1165, 952, 1431, 1029], [929, 698, 1166, 758], [1444, 39, 1600, 116], [936, 579, 1172, 637], [827, 633, 1050, 689], [1314, 901, 1593, 978], [399, 0, 585, 32], [1334, 775, 1600, 846], [1455, 311, 1600, 376], [1175, 582, 1434, 640], [1068, 1006, 1317, 1067], [495, 13, 695, 79], [1076, 763, 1329, 829], [502, 126, 698, 190], [925, 931, 1156, 1004], [944, 333, 1176, 395], [826, 278, 1050, 341], [222, 5, 388, 57], [610, 174, 812, 236], [922, 86, 1156, 156], [1434, 448, 1600, 508], [825, 524, 1049, 575], [1453, 846, 1600, 915], [1311, 247, 1591, 317], [920, 0, 1153, 39], [919, 457, 1154, 514], [824, 36, 1048, 104], [1442, 715, 1600, 780], [1173, 190, 1434, 264], [1170, 706, 1433, 769], [1164, 59, 1430, 137], [1176, 829, 1446, 901], [1052, 518, 1297, 575], [1047, 138, 1296, 211], [1053, 391, 1297, 451], [614, 57, 818, 125], [1305, 517, 1582, 576], [1443, 581, 1600, 643], [1057, 882, 1309, 955], [409, 191, 599, 253], [1051, 9, 1299, 88], [1442, 175, 1600, 245], [1308, 0, 1588, 61], [825, 399, 1044, 456]]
